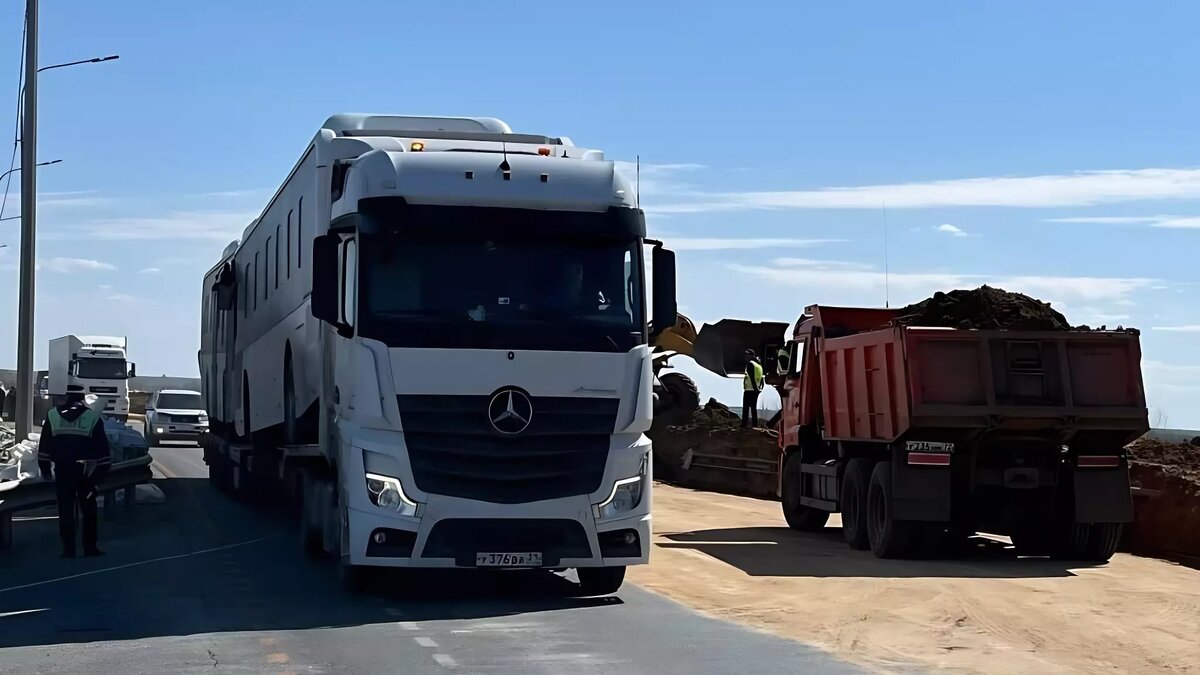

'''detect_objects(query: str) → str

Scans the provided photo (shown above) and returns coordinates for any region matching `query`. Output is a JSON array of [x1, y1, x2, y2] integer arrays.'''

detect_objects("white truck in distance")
[[48, 335, 135, 421], [199, 114, 678, 593]]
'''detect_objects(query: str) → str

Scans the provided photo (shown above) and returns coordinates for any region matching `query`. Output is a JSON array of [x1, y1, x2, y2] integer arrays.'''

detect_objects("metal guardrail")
[[681, 448, 779, 476], [0, 455, 153, 550]]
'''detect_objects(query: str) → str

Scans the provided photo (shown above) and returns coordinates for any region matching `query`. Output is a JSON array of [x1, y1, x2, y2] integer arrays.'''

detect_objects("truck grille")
[[396, 394, 619, 504]]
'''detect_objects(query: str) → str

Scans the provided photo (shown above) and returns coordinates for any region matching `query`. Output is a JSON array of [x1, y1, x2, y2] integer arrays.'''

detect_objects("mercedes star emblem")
[[488, 388, 533, 434]]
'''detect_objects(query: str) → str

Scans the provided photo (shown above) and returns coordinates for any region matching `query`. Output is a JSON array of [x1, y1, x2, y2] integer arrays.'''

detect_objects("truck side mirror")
[[214, 262, 236, 310], [311, 234, 341, 325], [649, 246, 677, 339], [128, 363, 137, 378]]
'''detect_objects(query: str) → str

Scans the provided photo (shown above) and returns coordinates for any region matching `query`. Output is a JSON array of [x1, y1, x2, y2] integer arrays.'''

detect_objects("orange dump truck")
[[695, 305, 1149, 560]]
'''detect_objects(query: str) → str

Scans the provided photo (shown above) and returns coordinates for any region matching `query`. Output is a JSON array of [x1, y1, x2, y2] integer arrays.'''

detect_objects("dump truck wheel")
[[655, 372, 700, 426], [867, 461, 914, 558], [781, 453, 831, 532], [840, 459, 873, 550], [1083, 523, 1123, 562]]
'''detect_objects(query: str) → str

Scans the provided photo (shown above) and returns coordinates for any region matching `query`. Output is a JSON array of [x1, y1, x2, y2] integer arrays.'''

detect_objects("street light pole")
[[15, 0, 38, 440]]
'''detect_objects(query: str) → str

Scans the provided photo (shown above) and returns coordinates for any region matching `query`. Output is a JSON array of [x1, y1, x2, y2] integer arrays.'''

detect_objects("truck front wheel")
[[840, 459, 873, 550], [577, 566, 626, 596], [867, 461, 914, 558], [1057, 522, 1123, 562], [781, 453, 831, 532]]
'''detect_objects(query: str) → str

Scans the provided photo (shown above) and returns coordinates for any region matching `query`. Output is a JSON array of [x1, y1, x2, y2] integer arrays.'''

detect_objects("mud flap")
[[692, 319, 791, 377], [890, 451, 952, 522], [1073, 465, 1134, 523]]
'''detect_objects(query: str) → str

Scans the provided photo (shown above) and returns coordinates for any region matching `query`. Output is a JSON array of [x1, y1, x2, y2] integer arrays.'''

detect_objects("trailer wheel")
[[866, 461, 913, 558], [577, 566, 626, 596], [840, 459, 873, 550], [781, 453, 831, 532]]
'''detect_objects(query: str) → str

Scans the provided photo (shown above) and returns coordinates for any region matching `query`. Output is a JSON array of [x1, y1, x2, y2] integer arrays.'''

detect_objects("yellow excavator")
[[652, 313, 790, 425]]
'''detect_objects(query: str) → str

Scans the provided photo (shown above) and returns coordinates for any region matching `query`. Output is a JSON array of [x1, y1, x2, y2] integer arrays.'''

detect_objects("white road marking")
[[0, 608, 49, 619], [431, 654, 457, 668], [398, 621, 419, 630], [414, 637, 438, 648], [0, 533, 280, 594]]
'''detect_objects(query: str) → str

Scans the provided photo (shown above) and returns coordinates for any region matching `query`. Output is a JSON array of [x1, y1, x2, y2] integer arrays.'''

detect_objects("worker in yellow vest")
[[37, 393, 112, 558], [742, 349, 765, 429]]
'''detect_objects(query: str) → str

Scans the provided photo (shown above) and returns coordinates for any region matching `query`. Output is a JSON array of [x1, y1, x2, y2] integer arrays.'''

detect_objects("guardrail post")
[[0, 512, 12, 550], [102, 490, 117, 521]]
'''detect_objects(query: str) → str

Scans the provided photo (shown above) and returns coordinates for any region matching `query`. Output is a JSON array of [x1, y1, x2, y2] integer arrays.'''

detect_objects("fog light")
[[622, 531, 636, 545], [156, 428, 164, 433], [373, 531, 387, 544]]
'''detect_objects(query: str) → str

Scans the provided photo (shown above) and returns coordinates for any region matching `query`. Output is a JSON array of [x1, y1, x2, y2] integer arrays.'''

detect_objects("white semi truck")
[[48, 335, 135, 421], [198, 114, 677, 593]]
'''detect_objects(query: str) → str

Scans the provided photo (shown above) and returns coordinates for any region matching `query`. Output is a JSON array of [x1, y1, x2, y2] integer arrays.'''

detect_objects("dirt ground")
[[630, 483, 1200, 674]]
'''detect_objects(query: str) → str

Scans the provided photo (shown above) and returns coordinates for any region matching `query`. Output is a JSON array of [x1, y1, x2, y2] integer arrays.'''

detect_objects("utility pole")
[[14, 0, 38, 440]]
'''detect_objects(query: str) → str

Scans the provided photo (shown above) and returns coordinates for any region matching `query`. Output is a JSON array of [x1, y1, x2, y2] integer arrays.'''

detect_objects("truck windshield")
[[156, 393, 203, 409], [355, 203, 647, 352], [76, 357, 128, 379]]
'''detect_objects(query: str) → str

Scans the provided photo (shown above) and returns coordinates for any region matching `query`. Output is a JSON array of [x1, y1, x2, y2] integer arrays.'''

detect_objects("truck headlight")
[[595, 476, 645, 519], [365, 472, 418, 517]]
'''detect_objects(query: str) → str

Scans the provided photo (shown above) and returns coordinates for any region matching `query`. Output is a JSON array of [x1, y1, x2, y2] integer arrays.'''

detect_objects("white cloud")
[[728, 259, 1157, 304], [651, 167, 1200, 213], [937, 223, 969, 237], [1047, 215, 1200, 229], [39, 257, 117, 273], [772, 257, 873, 270], [1152, 325, 1200, 332], [73, 210, 256, 241], [106, 293, 139, 303], [669, 237, 843, 251], [138, 267, 161, 274], [1142, 360, 1200, 393]]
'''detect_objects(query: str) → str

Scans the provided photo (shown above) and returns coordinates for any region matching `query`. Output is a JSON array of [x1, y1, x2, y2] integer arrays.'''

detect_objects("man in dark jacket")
[[37, 393, 111, 558]]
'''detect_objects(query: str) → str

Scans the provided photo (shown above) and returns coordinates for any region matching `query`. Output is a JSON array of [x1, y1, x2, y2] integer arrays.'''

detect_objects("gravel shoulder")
[[630, 483, 1200, 674]]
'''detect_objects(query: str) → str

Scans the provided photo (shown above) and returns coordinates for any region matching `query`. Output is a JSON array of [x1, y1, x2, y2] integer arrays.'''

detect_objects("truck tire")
[[1057, 522, 1123, 562], [866, 461, 914, 559], [1083, 523, 1123, 562], [577, 566, 626, 596], [840, 459, 873, 550], [781, 453, 831, 532], [655, 372, 700, 426], [338, 554, 371, 593], [299, 475, 326, 559]]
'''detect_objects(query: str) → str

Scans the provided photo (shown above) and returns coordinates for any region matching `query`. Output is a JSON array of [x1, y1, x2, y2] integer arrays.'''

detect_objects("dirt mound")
[[1127, 436, 1200, 482], [892, 285, 1073, 331], [649, 399, 781, 500]]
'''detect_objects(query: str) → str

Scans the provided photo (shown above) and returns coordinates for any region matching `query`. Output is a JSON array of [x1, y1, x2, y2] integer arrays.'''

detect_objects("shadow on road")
[[658, 526, 1106, 579], [0, 476, 625, 649]]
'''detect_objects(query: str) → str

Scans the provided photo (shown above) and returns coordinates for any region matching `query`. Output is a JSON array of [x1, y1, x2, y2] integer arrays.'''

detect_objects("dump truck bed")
[[820, 325, 1148, 444]]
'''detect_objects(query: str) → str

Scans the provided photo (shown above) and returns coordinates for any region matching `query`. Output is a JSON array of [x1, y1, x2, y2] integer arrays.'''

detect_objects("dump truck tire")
[[655, 372, 700, 426], [867, 461, 914, 558], [1083, 523, 1123, 562], [840, 459, 873, 550], [782, 453, 831, 532]]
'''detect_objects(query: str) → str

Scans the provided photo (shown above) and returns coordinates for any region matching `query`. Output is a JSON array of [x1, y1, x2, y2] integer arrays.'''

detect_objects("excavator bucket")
[[692, 319, 791, 377]]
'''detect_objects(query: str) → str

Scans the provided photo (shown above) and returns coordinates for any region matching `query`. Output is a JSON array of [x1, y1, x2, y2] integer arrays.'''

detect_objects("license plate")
[[475, 552, 543, 567]]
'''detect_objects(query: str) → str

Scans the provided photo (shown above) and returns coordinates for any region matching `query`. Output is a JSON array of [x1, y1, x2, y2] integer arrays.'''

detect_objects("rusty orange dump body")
[[793, 305, 1149, 448]]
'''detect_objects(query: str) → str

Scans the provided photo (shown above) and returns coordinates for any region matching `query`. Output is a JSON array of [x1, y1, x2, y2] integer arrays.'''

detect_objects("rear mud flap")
[[692, 319, 790, 377], [1074, 465, 1134, 523], [891, 452, 952, 522]]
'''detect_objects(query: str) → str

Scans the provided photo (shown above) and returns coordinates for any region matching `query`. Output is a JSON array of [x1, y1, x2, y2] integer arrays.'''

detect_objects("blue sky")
[[0, 1, 1197, 427]]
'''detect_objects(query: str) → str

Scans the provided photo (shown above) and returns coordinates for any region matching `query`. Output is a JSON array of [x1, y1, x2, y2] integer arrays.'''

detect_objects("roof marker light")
[[410, 141, 425, 152], [537, 147, 551, 156]]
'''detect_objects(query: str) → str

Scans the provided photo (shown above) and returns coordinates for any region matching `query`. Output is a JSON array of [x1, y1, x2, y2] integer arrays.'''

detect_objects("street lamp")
[[0, 159, 62, 222], [14, 0, 120, 440], [38, 54, 119, 73]]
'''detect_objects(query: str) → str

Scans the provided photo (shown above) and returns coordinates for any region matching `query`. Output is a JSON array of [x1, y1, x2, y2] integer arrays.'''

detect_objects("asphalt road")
[[0, 433, 862, 674]]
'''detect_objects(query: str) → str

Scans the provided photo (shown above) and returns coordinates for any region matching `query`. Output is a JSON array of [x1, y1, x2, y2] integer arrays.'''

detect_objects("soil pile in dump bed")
[[1124, 436, 1200, 561], [649, 399, 781, 500], [893, 285, 1072, 331]]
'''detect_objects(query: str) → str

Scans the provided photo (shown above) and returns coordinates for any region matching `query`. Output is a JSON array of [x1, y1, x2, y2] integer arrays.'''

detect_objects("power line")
[[0, 14, 26, 224]]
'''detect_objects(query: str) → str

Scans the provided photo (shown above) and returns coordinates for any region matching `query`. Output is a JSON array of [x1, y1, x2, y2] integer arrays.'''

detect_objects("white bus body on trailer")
[[199, 114, 678, 593]]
